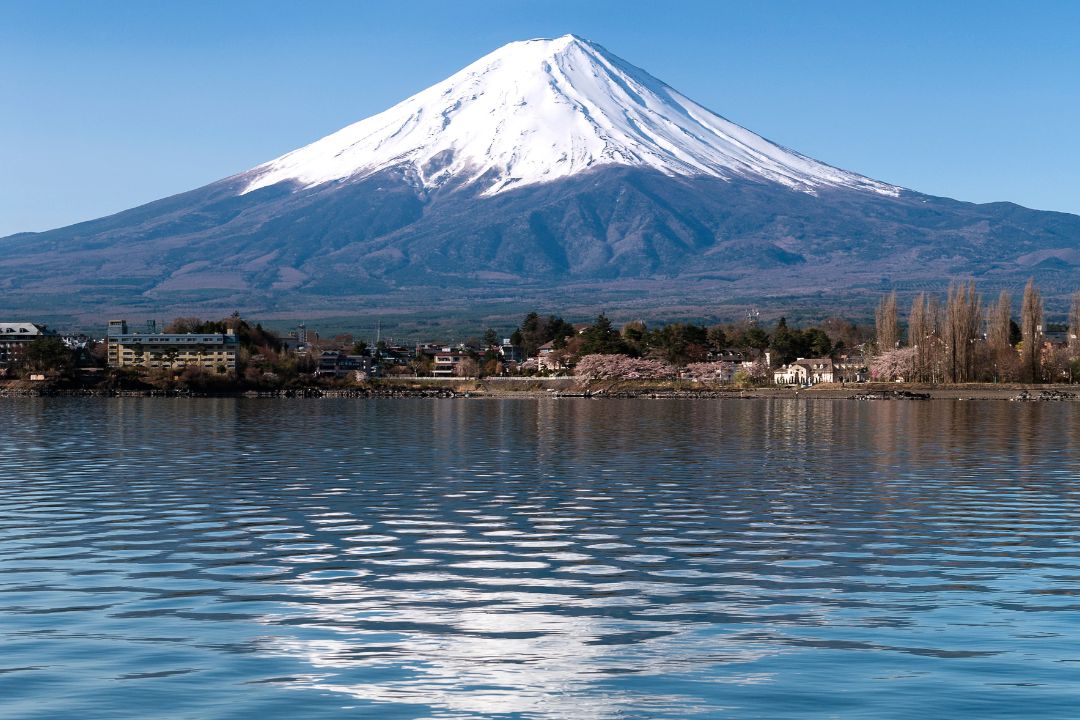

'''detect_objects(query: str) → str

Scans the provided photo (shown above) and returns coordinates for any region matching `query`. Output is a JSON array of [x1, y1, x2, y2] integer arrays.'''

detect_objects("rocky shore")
[[3, 379, 1079, 401]]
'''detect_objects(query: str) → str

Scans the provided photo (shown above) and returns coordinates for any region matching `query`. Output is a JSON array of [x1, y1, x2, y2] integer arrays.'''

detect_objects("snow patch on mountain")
[[241, 35, 899, 198]]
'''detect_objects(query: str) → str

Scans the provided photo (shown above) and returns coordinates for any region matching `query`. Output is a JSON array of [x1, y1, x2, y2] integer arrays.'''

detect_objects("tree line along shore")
[[3, 278, 1079, 397]]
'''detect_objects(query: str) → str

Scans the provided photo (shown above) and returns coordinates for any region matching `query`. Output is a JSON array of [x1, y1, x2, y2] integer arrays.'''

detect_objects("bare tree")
[[987, 291, 1012, 351], [1069, 291, 1080, 357], [942, 281, 982, 383], [908, 293, 929, 382], [963, 282, 984, 383], [1020, 278, 1044, 383], [986, 291, 1018, 382], [453, 357, 479, 378], [908, 293, 943, 383], [927, 295, 944, 383], [1043, 344, 1073, 385], [875, 291, 900, 354]]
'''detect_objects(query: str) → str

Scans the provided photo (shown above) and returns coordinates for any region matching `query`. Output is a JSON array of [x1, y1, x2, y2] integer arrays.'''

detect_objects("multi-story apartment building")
[[106, 320, 238, 371], [0, 322, 46, 368]]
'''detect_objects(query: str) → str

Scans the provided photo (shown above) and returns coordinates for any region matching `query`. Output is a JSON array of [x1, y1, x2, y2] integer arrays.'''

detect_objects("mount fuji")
[[241, 35, 897, 200], [3, 35, 1078, 321]]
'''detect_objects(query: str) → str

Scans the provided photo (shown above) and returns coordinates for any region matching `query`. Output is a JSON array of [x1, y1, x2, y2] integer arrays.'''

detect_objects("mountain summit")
[[2, 36, 1078, 321], [243, 35, 897, 198]]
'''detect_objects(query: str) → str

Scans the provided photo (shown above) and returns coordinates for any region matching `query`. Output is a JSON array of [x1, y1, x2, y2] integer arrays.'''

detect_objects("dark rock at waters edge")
[[851, 390, 931, 400], [1011, 390, 1078, 402], [559, 389, 753, 399]]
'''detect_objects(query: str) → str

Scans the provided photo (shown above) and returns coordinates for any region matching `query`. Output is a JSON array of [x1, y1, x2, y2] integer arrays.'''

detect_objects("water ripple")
[[1, 397, 1078, 718]]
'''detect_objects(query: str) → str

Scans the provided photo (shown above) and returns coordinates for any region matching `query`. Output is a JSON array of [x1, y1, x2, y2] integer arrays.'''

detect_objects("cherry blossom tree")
[[682, 361, 734, 382], [574, 354, 675, 382], [744, 357, 771, 384], [870, 347, 915, 381], [732, 357, 771, 387]]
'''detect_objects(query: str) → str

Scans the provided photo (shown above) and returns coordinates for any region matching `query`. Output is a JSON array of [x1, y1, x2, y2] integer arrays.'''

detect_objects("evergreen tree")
[[734, 326, 770, 353], [706, 326, 728, 352], [580, 314, 627, 355], [769, 318, 796, 363], [515, 311, 573, 356], [801, 328, 833, 358], [22, 336, 74, 375]]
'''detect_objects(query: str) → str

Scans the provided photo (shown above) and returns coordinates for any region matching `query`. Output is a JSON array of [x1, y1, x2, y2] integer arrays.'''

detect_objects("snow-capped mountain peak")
[[241, 34, 898, 197]]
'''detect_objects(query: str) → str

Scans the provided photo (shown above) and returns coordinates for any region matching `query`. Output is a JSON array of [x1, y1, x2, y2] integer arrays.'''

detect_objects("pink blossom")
[[870, 347, 915, 381], [575, 354, 675, 382], [682, 361, 735, 382]]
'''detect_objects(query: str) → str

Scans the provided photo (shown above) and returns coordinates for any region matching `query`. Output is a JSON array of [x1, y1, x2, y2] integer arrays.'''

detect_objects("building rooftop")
[[0, 323, 44, 336], [108, 332, 237, 344]]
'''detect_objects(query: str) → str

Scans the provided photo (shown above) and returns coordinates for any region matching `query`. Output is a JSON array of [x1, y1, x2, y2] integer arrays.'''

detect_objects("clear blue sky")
[[3, 0, 1079, 237]]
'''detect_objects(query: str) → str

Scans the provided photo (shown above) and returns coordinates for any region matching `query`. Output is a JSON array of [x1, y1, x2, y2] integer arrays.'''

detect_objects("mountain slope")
[[1, 35, 1078, 322]]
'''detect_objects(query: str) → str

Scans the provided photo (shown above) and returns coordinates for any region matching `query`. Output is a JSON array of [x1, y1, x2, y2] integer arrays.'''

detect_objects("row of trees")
[[873, 280, 1080, 383], [15, 336, 77, 376], [510, 311, 864, 369]]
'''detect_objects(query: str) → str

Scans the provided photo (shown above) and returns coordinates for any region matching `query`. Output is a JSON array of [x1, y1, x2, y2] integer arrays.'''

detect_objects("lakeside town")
[[3, 280, 1080, 396]]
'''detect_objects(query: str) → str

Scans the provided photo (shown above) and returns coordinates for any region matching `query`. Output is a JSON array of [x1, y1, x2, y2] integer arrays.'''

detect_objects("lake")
[[1, 397, 1079, 718]]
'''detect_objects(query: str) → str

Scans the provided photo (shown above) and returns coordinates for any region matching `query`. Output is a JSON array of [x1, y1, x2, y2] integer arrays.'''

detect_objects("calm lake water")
[[1, 398, 1079, 719]]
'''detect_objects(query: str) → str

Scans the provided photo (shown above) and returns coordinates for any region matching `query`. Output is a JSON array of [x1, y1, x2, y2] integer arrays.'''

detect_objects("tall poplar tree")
[[1068, 291, 1080, 357], [987, 291, 1012, 352], [908, 293, 931, 382], [1020, 278, 1044, 383], [942, 281, 982, 383], [986, 290, 1017, 382], [926, 295, 943, 383], [875, 291, 899, 354]]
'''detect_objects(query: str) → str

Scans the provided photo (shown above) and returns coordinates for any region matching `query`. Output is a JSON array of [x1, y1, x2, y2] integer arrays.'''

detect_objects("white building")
[[774, 357, 834, 386]]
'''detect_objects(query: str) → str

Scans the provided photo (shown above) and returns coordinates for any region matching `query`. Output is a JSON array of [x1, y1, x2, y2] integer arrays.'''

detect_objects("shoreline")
[[1, 380, 1077, 401]]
